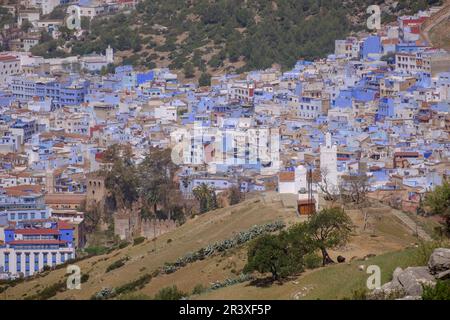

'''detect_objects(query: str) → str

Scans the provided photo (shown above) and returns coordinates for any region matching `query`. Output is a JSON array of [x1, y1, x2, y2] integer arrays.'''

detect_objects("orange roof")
[[279, 172, 295, 182], [45, 193, 85, 205], [4, 184, 42, 196]]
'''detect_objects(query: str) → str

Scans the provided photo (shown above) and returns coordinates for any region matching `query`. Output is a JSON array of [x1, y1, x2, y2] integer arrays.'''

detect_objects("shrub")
[[81, 274, 90, 283], [192, 284, 206, 295], [84, 246, 109, 256], [304, 252, 322, 269], [422, 280, 450, 300], [118, 241, 130, 249], [115, 274, 152, 295], [106, 257, 128, 273], [413, 240, 449, 266], [133, 237, 146, 246], [153, 285, 187, 300], [25, 281, 65, 300], [348, 288, 369, 300]]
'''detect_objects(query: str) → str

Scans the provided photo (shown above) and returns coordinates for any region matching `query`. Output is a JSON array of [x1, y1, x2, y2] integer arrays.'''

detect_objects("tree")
[[193, 183, 218, 214], [183, 62, 195, 78], [103, 145, 139, 210], [339, 171, 371, 230], [306, 208, 353, 266], [425, 180, 450, 235], [244, 233, 302, 281], [339, 172, 370, 205], [20, 19, 33, 33], [137, 147, 179, 219], [198, 72, 211, 87], [228, 185, 243, 205], [83, 201, 103, 233], [316, 168, 339, 203]]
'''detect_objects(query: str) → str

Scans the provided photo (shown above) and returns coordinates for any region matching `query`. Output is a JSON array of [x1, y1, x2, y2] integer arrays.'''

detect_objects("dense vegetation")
[[27, 0, 440, 72], [244, 208, 353, 281], [425, 179, 450, 235]]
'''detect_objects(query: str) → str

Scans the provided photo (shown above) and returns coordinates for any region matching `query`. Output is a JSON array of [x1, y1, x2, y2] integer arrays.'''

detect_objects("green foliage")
[[105, 257, 129, 273], [193, 183, 218, 214], [199, 72, 212, 87], [192, 284, 206, 295], [306, 207, 353, 265], [32, 0, 433, 71], [183, 62, 195, 78], [31, 40, 67, 59], [104, 145, 139, 210], [425, 180, 450, 234], [422, 280, 450, 300], [153, 285, 187, 300], [44, 5, 67, 19], [25, 281, 65, 300], [162, 221, 285, 274], [84, 246, 109, 256], [303, 252, 322, 269], [348, 288, 369, 300], [243, 208, 353, 280], [133, 236, 146, 246], [244, 234, 303, 280], [414, 240, 450, 266], [115, 274, 152, 295], [0, 6, 15, 29]]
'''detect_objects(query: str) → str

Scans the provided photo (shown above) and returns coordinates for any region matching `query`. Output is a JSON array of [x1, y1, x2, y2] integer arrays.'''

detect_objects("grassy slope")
[[194, 247, 423, 300], [2, 193, 425, 300], [2, 193, 299, 300]]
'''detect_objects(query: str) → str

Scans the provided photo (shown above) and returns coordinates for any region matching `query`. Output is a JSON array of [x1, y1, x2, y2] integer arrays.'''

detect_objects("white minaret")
[[106, 45, 114, 64], [320, 132, 338, 191]]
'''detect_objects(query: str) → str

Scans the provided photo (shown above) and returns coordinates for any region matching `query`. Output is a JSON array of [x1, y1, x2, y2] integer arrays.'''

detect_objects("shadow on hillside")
[[248, 276, 295, 288]]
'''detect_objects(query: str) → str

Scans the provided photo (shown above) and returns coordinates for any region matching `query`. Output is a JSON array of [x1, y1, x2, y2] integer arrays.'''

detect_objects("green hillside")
[[31, 0, 441, 73]]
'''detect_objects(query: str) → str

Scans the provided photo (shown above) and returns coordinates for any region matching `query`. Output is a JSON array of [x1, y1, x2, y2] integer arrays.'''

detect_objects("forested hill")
[[33, 0, 441, 75]]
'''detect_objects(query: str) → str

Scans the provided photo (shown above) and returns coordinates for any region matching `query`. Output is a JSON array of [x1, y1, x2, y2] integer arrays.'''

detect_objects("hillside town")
[[0, 1, 449, 282]]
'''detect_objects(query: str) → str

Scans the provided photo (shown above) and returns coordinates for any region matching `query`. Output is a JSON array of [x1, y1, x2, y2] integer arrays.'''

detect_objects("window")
[[16, 254, 22, 273], [34, 253, 39, 272], [4, 253, 9, 272]]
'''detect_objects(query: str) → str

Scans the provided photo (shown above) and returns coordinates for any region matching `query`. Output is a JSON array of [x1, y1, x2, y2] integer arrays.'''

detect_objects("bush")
[[133, 237, 146, 246], [118, 241, 130, 249], [347, 288, 369, 300], [192, 284, 206, 295], [81, 274, 90, 283], [304, 252, 322, 269], [25, 281, 65, 300], [106, 257, 128, 273], [153, 285, 187, 300], [115, 274, 152, 295], [422, 280, 450, 300], [84, 246, 109, 256], [413, 240, 449, 266]]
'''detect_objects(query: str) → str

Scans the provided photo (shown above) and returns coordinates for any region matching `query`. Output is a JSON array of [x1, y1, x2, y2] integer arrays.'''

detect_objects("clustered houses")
[[0, 1, 136, 53], [0, 4, 449, 279]]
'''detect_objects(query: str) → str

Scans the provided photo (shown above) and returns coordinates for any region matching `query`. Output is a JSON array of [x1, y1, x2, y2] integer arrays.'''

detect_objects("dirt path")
[[421, 1, 450, 47]]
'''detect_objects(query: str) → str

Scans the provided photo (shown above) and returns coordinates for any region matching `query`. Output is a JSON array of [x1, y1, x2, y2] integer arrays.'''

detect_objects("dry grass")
[[3, 193, 421, 300]]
